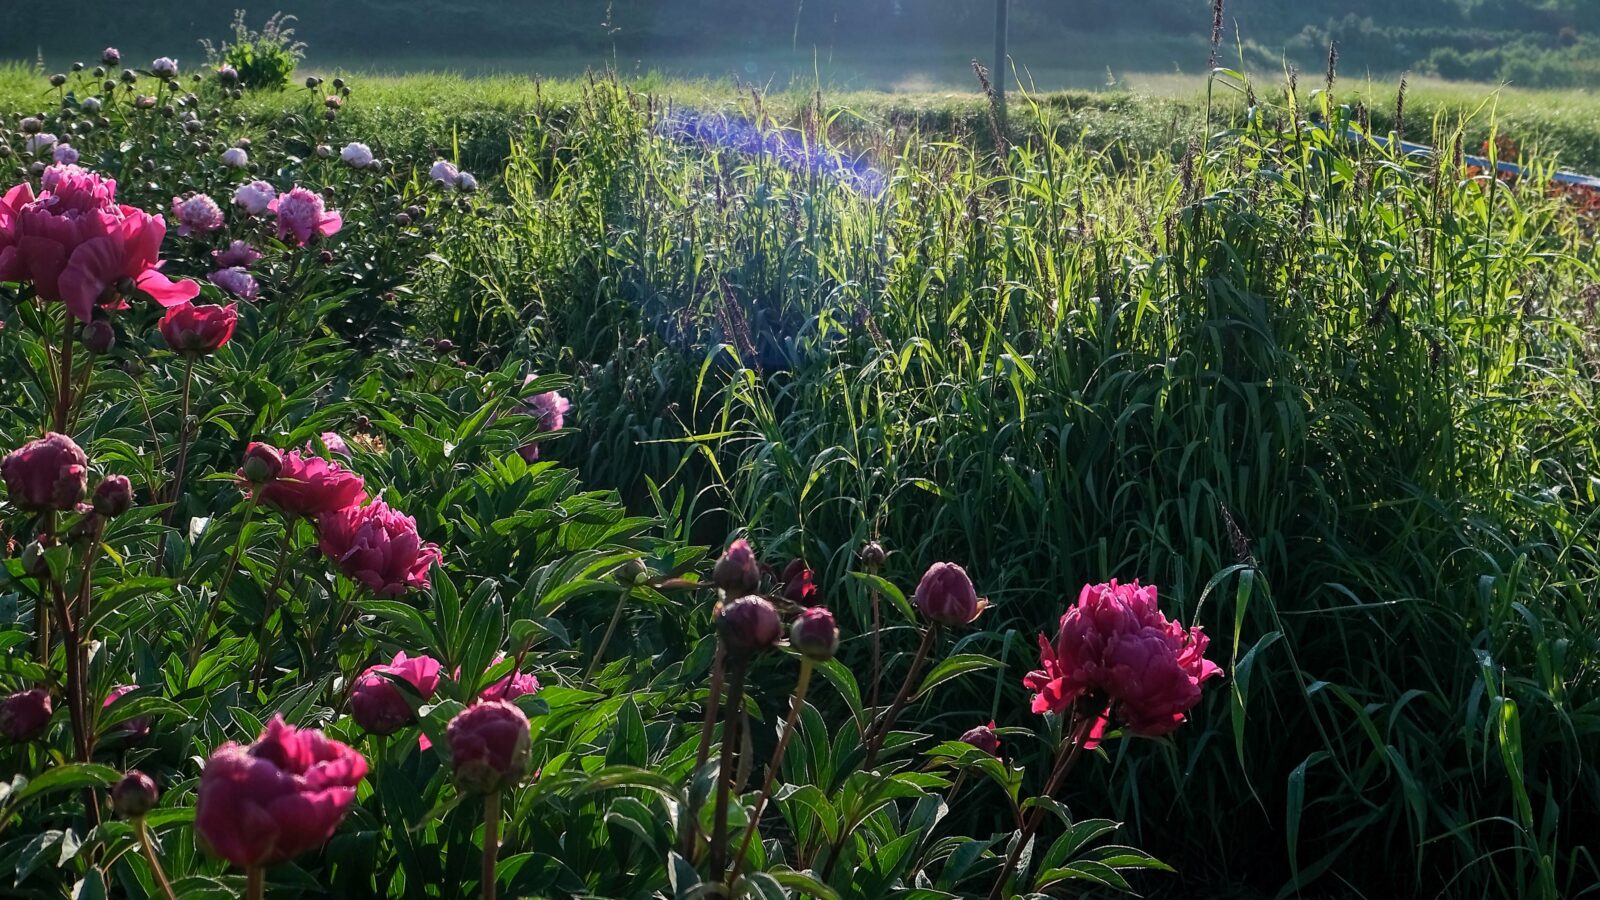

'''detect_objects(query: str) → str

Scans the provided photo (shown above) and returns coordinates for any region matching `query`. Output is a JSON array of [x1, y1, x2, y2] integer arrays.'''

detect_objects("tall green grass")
[[420, 76, 1600, 896]]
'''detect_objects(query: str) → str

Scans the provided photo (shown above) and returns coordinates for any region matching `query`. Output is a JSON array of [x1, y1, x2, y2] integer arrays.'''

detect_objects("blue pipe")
[[1351, 129, 1600, 189]]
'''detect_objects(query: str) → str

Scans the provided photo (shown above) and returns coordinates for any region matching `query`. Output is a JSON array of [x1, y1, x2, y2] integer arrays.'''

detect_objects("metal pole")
[[993, 0, 1008, 123]]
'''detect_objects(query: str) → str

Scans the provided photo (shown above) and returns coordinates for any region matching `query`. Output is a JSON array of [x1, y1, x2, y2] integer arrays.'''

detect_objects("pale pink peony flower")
[[233, 181, 276, 215], [150, 58, 178, 79], [172, 193, 224, 236], [24, 133, 57, 155], [339, 142, 374, 168], [428, 159, 459, 186], [52, 144, 79, 165], [220, 147, 249, 168], [514, 375, 570, 462], [268, 186, 342, 246], [208, 267, 259, 301], [213, 240, 262, 269]]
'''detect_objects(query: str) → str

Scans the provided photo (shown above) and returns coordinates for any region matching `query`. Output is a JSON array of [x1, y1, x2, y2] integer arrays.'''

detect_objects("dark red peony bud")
[[717, 595, 782, 656], [446, 701, 530, 794], [112, 770, 160, 818], [92, 475, 133, 517], [712, 538, 761, 596], [0, 688, 52, 742], [2, 433, 88, 512], [238, 442, 285, 485], [959, 721, 1001, 756], [82, 319, 116, 354], [913, 562, 987, 627], [790, 607, 840, 660]]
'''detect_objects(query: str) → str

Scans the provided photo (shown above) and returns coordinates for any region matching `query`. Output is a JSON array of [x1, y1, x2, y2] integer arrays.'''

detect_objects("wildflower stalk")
[[727, 657, 813, 886], [135, 819, 179, 900], [985, 710, 1101, 900], [481, 791, 501, 900], [707, 655, 749, 881]]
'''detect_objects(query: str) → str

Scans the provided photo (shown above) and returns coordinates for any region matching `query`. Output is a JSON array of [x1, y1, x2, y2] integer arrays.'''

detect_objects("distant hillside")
[[2, 1, 1597, 87]]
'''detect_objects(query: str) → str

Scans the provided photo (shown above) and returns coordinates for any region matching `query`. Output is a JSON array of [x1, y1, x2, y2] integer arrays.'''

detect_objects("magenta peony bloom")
[[0, 164, 199, 322], [233, 181, 276, 216], [1023, 580, 1221, 741], [478, 655, 540, 703], [711, 538, 760, 595], [213, 240, 262, 269], [790, 607, 840, 660], [914, 561, 987, 627], [194, 716, 367, 868], [446, 701, 530, 794], [159, 302, 237, 355], [171, 193, 224, 236], [317, 498, 442, 598], [959, 721, 1001, 756], [717, 595, 782, 656], [208, 267, 258, 301], [0, 688, 52, 742], [103, 684, 151, 742], [350, 651, 443, 736], [514, 377, 570, 462], [2, 432, 88, 512], [249, 449, 365, 517], [268, 187, 342, 246]]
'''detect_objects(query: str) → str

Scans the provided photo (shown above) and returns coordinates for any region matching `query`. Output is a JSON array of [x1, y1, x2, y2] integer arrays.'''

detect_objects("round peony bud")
[[92, 475, 134, 517], [350, 651, 443, 736], [717, 595, 782, 656], [446, 701, 530, 794], [959, 721, 1001, 756], [2, 432, 89, 512], [217, 65, 239, 85], [150, 58, 179, 79], [82, 319, 116, 353], [103, 684, 151, 741], [238, 442, 285, 485], [711, 538, 760, 596], [102, 48, 121, 67], [219, 146, 249, 168], [913, 561, 987, 627], [790, 607, 840, 660], [859, 541, 887, 567], [0, 688, 53, 742], [111, 770, 160, 818]]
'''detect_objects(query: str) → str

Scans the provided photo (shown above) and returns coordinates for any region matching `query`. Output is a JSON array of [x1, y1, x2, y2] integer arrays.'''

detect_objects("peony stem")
[[135, 819, 179, 900], [185, 495, 260, 671], [482, 791, 501, 900], [861, 623, 938, 769], [707, 656, 748, 882], [985, 712, 1099, 900], [869, 584, 883, 716], [249, 527, 297, 693], [681, 639, 727, 857], [154, 355, 197, 574], [727, 658, 813, 887], [245, 865, 263, 900], [584, 587, 630, 680], [53, 313, 74, 433]]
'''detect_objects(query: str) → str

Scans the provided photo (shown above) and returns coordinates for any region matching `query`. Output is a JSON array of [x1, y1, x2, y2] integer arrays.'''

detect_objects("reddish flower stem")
[[861, 623, 938, 769], [985, 711, 1102, 900], [727, 658, 813, 886], [245, 866, 263, 900], [135, 819, 179, 900], [681, 639, 727, 857], [707, 656, 749, 882]]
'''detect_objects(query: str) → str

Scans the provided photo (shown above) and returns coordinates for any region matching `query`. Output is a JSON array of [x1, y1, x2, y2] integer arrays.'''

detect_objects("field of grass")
[[1, 53, 1598, 899]]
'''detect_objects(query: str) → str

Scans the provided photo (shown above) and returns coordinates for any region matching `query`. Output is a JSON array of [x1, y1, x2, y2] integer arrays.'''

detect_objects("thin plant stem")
[[482, 792, 501, 900], [727, 658, 813, 887], [245, 865, 263, 900], [250, 526, 297, 692], [861, 623, 938, 768], [585, 587, 630, 680], [154, 355, 197, 573], [186, 495, 260, 670], [707, 656, 749, 882], [681, 639, 727, 857], [985, 711, 1099, 900], [135, 819, 179, 900], [869, 584, 882, 715], [54, 312, 74, 432]]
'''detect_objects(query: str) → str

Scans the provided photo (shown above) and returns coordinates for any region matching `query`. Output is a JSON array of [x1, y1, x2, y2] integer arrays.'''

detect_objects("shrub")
[[200, 10, 304, 91]]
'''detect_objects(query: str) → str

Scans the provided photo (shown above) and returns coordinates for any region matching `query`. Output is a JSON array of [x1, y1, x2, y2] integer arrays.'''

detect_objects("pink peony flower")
[[0, 164, 199, 322], [268, 187, 341, 246], [194, 716, 367, 868], [248, 449, 366, 518], [959, 721, 1001, 756], [2, 432, 88, 512], [0, 688, 52, 742], [159, 302, 237, 355], [172, 193, 224, 236], [429, 160, 459, 186], [103, 684, 151, 742], [349, 651, 443, 736], [52, 144, 79, 165], [213, 240, 262, 269], [308, 432, 351, 459], [208, 267, 258, 301], [233, 181, 276, 216], [514, 376, 570, 462], [339, 143, 374, 168], [317, 498, 442, 598], [446, 701, 530, 794], [914, 561, 986, 626], [478, 654, 540, 703], [1023, 581, 1221, 741], [220, 147, 249, 168], [24, 133, 57, 155]]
